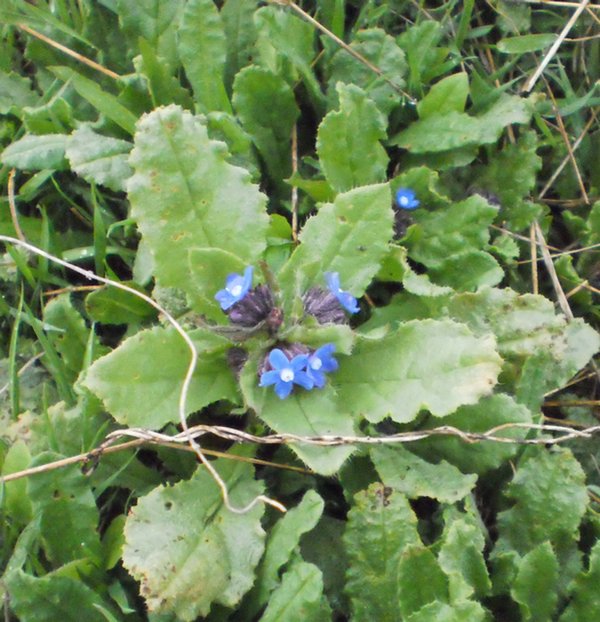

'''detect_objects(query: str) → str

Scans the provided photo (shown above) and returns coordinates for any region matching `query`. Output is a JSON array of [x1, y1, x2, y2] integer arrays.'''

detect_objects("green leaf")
[[0, 71, 38, 116], [221, 0, 259, 88], [398, 547, 449, 618], [334, 319, 501, 423], [232, 66, 299, 184], [316, 84, 388, 193], [327, 28, 407, 116], [254, 6, 323, 111], [206, 111, 260, 177], [279, 183, 392, 300], [496, 448, 588, 555], [1, 440, 33, 525], [344, 484, 420, 621], [6, 571, 110, 622], [497, 34, 557, 54], [473, 132, 542, 231], [138, 38, 193, 109], [65, 125, 132, 192], [428, 250, 503, 291], [122, 459, 265, 620], [406, 195, 498, 268], [128, 105, 268, 297], [115, 0, 183, 69], [405, 600, 488, 622], [511, 542, 559, 622], [413, 394, 532, 475], [1, 133, 68, 170], [260, 560, 331, 622], [188, 247, 248, 321], [50, 66, 138, 135], [43, 293, 90, 380], [250, 490, 324, 614], [83, 326, 237, 428], [417, 72, 469, 119], [391, 94, 532, 153], [371, 445, 477, 503], [241, 373, 355, 474], [27, 453, 102, 567], [438, 516, 491, 602], [85, 283, 157, 325], [560, 540, 600, 621], [178, 0, 230, 113]]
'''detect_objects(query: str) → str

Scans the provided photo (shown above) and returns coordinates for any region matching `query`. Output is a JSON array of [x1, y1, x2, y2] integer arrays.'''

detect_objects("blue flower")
[[259, 348, 314, 399], [215, 266, 253, 311], [306, 344, 339, 388], [395, 187, 420, 210], [325, 272, 359, 314]]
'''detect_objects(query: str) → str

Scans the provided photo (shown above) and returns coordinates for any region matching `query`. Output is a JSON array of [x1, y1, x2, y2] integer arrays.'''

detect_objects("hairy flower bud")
[[303, 287, 347, 325], [227, 284, 275, 328]]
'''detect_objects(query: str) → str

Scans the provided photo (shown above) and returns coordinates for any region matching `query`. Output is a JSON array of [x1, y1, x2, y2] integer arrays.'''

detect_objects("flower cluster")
[[259, 344, 338, 399], [215, 268, 355, 398]]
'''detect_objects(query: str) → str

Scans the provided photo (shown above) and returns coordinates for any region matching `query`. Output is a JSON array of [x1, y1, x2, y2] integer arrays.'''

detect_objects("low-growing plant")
[[1, 0, 600, 620]]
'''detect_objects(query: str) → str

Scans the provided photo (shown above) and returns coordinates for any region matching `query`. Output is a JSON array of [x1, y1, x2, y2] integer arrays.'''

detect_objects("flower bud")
[[227, 284, 275, 328], [303, 287, 347, 325]]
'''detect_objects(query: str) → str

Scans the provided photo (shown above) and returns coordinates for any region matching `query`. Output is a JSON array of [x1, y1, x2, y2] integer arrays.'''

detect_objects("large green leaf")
[[334, 319, 501, 423], [397, 547, 449, 618], [279, 183, 392, 299], [253, 6, 323, 110], [248, 490, 324, 616], [316, 84, 388, 193], [260, 560, 331, 622], [406, 194, 498, 268], [178, 0, 230, 113], [495, 448, 588, 555], [83, 326, 237, 428], [241, 370, 355, 474], [391, 94, 532, 152], [326, 28, 407, 116], [404, 600, 488, 622], [122, 459, 265, 620], [371, 445, 477, 503], [511, 542, 559, 622], [27, 453, 102, 567], [417, 72, 469, 119], [66, 125, 132, 192], [115, 0, 183, 68], [412, 394, 532, 475], [438, 515, 491, 602], [6, 571, 110, 622], [128, 105, 268, 298], [344, 484, 420, 621], [232, 66, 299, 184], [560, 540, 600, 621], [221, 0, 259, 87], [1, 133, 68, 170], [0, 71, 38, 116]]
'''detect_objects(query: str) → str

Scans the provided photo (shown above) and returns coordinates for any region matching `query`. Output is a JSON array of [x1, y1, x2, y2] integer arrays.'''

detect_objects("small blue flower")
[[395, 187, 420, 210], [325, 272, 359, 314], [215, 266, 253, 311], [306, 344, 339, 388], [259, 348, 314, 399]]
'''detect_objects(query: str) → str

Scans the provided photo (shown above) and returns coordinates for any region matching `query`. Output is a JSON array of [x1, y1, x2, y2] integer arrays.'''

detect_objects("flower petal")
[[268, 348, 290, 370], [274, 379, 293, 399], [259, 370, 281, 387], [325, 271, 340, 293], [293, 371, 314, 391]]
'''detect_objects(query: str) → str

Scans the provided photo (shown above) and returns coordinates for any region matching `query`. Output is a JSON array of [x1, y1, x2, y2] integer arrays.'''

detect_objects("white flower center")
[[230, 284, 243, 296], [310, 358, 322, 370], [280, 368, 294, 382], [399, 196, 409, 207]]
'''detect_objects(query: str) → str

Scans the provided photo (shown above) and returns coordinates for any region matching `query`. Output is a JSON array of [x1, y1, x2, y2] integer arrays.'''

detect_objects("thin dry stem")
[[291, 124, 299, 244], [534, 222, 574, 319], [17, 23, 121, 80], [530, 223, 539, 294]]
